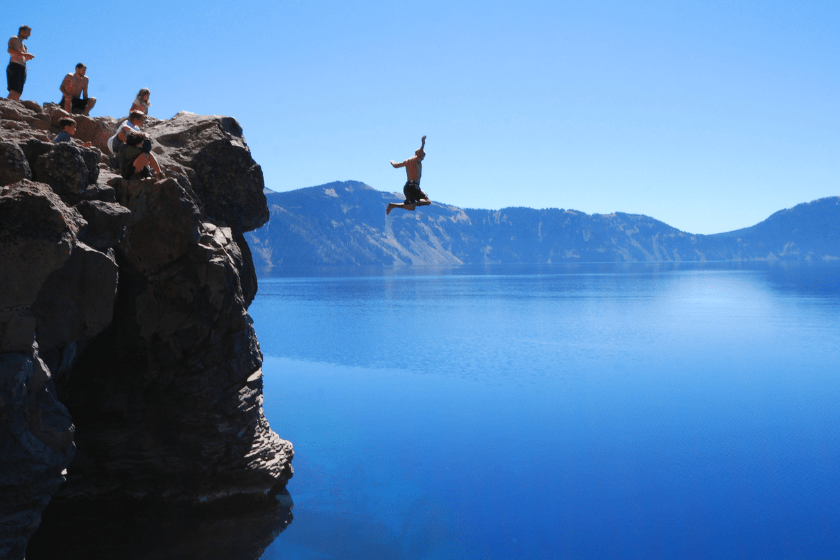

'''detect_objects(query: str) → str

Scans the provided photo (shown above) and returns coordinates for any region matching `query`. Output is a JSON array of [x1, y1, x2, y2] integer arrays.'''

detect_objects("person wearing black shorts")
[[59, 63, 97, 115], [6, 26, 33, 101], [387, 135, 430, 215]]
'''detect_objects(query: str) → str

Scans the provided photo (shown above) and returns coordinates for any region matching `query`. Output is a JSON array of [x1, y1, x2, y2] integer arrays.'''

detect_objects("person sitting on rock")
[[53, 117, 91, 147], [59, 62, 96, 115], [386, 135, 430, 215], [130, 88, 151, 115], [122, 132, 162, 181], [108, 110, 147, 155]]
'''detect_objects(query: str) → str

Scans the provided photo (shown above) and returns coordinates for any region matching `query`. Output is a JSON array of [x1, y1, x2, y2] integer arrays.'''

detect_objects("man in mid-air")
[[387, 135, 430, 215]]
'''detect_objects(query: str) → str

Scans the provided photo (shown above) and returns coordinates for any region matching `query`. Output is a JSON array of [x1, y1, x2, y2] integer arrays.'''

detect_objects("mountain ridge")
[[244, 180, 840, 274]]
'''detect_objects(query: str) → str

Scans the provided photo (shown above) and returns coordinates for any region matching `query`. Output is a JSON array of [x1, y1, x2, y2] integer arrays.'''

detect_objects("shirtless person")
[[60, 63, 96, 115], [6, 26, 34, 101], [386, 135, 430, 215]]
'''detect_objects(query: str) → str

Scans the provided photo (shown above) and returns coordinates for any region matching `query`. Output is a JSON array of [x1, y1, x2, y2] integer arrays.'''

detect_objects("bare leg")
[[63, 97, 71, 112], [386, 202, 416, 215], [8, 90, 21, 101], [134, 153, 163, 179], [147, 152, 162, 176], [83, 98, 96, 115]]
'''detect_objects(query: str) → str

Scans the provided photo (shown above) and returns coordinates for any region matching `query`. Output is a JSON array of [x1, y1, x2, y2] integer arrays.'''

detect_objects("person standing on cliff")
[[60, 63, 96, 115], [6, 25, 34, 101], [386, 135, 430, 215]]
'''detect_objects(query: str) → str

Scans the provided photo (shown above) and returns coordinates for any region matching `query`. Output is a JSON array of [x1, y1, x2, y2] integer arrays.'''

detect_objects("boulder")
[[0, 142, 31, 186], [115, 177, 203, 274], [0, 181, 83, 353], [31, 243, 119, 352], [31, 143, 90, 197], [74, 200, 131, 250], [81, 183, 116, 203], [147, 113, 269, 234], [0, 100, 52, 144]]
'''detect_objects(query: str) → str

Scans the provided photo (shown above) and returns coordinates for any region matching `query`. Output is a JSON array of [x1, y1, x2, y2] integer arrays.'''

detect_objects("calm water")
[[252, 263, 840, 560]]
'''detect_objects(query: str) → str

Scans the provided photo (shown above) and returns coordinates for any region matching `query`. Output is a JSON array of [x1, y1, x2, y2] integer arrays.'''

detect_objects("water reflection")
[[26, 491, 293, 560]]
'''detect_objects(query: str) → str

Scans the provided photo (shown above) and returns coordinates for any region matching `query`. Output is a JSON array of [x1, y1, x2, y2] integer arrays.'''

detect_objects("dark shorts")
[[6, 63, 26, 94], [403, 181, 428, 204], [69, 97, 88, 114]]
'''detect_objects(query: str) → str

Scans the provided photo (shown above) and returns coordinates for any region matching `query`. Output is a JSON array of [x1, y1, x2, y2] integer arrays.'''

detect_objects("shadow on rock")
[[26, 490, 293, 560]]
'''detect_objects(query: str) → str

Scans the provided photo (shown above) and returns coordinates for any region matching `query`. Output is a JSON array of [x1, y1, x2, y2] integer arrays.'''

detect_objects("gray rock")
[[0, 142, 31, 186], [74, 200, 131, 250], [81, 183, 116, 203], [147, 113, 269, 234], [115, 177, 203, 274], [0, 181, 83, 353], [31, 242, 118, 352], [32, 143, 89, 196]]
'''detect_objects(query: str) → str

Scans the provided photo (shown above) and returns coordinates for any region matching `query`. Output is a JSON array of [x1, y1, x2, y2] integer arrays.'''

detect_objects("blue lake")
[[252, 263, 840, 560]]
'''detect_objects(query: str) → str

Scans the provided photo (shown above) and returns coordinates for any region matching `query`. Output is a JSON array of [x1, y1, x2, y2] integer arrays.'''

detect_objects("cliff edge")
[[0, 99, 293, 559]]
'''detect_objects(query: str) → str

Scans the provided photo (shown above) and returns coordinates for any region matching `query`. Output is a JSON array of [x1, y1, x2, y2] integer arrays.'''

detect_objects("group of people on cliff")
[[9, 25, 430, 204], [6, 25, 162, 181]]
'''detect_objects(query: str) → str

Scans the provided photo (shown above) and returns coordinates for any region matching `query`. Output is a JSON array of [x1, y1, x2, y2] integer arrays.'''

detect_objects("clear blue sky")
[[7, 0, 840, 234]]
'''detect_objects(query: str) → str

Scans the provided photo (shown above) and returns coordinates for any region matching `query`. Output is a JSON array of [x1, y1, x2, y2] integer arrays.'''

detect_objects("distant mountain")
[[244, 181, 840, 274]]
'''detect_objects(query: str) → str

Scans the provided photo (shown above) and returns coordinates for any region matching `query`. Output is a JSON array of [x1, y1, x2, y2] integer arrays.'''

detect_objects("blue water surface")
[[253, 262, 840, 560]]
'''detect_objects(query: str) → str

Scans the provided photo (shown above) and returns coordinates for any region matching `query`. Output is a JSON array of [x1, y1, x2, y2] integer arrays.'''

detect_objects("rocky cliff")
[[0, 99, 293, 559], [246, 181, 840, 272]]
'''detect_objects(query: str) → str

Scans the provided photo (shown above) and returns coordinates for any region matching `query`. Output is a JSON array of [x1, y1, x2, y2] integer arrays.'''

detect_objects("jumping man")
[[386, 135, 430, 215]]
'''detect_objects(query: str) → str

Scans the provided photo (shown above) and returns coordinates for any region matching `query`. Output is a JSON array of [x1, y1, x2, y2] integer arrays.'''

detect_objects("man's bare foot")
[[386, 203, 396, 215]]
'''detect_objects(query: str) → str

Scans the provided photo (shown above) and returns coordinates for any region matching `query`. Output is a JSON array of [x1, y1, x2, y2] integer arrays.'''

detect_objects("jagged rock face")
[[74, 200, 132, 250], [148, 112, 270, 234], [55, 214, 293, 502], [0, 98, 292, 560], [115, 177, 203, 274], [0, 181, 84, 353], [31, 243, 119, 352], [0, 346, 75, 560]]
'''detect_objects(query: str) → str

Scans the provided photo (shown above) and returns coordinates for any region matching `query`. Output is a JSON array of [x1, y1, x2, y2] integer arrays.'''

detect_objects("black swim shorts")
[[70, 97, 88, 114], [6, 63, 26, 94], [403, 181, 428, 204]]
